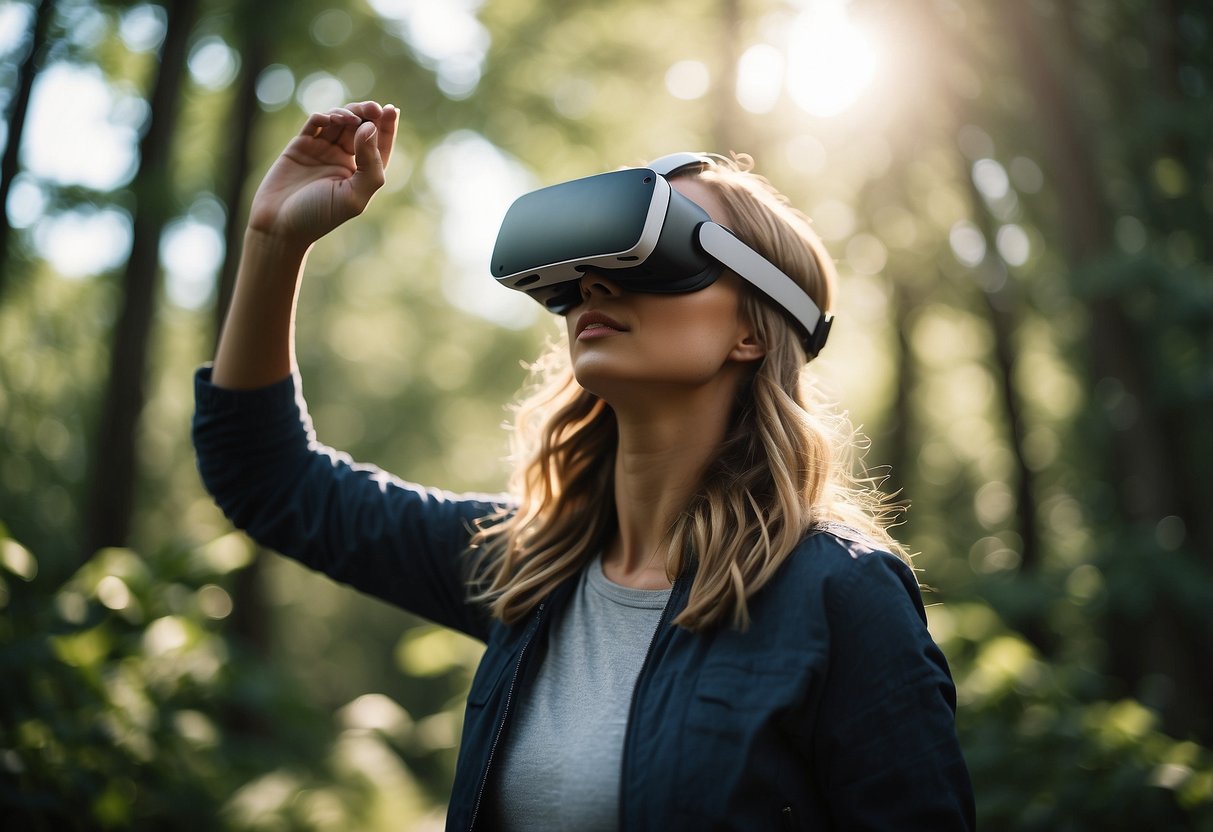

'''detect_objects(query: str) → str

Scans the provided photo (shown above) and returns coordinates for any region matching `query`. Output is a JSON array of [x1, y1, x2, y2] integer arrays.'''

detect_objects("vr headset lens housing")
[[490, 156, 832, 357], [491, 169, 723, 314]]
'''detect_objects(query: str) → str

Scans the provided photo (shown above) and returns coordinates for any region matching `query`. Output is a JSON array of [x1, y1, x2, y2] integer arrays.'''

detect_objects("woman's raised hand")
[[247, 101, 399, 249], [209, 102, 398, 389]]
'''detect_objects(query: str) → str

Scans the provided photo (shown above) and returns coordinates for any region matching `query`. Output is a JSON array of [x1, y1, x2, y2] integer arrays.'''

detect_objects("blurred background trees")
[[1, 0, 1211, 827]]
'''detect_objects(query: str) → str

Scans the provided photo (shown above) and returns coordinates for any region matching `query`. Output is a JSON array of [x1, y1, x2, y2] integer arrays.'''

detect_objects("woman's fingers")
[[299, 108, 352, 141], [335, 102, 397, 166], [296, 103, 397, 164], [377, 105, 399, 171], [298, 106, 363, 149], [339, 103, 398, 202], [277, 102, 397, 226], [345, 100, 383, 121], [298, 111, 328, 137], [348, 120, 386, 205]]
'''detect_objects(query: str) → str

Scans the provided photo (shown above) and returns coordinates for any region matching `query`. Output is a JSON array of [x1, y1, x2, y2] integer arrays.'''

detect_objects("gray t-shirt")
[[494, 554, 672, 832]]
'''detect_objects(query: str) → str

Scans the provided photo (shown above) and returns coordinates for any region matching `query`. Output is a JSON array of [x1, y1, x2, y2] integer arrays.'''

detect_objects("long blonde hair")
[[469, 154, 908, 631]]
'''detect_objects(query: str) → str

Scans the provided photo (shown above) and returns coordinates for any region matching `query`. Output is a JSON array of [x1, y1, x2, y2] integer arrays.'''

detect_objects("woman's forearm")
[[211, 229, 311, 390], [210, 102, 396, 390]]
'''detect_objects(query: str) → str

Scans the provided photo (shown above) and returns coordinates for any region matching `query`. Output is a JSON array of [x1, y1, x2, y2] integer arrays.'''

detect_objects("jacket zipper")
[[468, 601, 545, 831], [616, 576, 684, 830]]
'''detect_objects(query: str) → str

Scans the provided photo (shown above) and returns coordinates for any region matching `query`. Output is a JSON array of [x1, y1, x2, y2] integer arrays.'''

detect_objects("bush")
[[932, 602, 1213, 831], [0, 526, 420, 830]]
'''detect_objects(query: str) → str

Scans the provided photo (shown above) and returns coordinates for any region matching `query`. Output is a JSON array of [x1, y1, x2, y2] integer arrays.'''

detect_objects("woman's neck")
[[601, 382, 739, 589]]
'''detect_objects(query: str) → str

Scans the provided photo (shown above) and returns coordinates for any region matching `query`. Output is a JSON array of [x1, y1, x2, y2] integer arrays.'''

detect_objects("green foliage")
[[933, 602, 1213, 830], [0, 525, 439, 829], [1, 0, 1211, 826]]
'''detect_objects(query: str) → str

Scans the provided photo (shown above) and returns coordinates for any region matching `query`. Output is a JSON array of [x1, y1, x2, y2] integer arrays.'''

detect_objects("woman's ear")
[[729, 331, 766, 363]]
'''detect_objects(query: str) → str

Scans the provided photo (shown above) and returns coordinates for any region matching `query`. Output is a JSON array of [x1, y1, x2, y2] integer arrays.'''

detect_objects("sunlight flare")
[[785, 0, 879, 117]]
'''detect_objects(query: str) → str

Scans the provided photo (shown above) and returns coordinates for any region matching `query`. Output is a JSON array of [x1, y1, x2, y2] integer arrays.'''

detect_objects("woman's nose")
[[578, 270, 623, 300]]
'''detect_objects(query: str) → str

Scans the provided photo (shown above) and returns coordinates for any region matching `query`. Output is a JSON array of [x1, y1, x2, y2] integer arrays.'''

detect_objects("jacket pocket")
[[675, 663, 808, 816], [686, 663, 807, 718]]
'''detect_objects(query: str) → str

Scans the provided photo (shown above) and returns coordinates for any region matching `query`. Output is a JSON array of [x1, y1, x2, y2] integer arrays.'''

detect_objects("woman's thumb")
[[350, 121, 385, 200]]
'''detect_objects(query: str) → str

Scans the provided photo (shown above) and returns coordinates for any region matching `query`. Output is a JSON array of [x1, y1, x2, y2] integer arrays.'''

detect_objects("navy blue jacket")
[[193, 368, 975, 830]]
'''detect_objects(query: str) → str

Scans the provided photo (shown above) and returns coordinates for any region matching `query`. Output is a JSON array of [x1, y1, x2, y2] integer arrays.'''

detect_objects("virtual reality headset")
[[490, 152, 833, 358]]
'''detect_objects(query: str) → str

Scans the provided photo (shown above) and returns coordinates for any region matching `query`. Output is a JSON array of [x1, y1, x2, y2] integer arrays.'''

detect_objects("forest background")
[[1, 0, 1211, 829]]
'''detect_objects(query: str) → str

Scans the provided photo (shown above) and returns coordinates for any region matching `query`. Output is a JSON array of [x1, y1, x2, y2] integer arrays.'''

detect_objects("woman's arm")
[[195, 102, 505, 640], [211, 101, 397, 389], [815, 552, 976, 830], [193, 368, 505, 639]]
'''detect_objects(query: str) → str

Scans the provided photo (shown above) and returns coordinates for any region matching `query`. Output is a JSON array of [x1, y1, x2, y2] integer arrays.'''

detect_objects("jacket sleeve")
[[815, 550, 976, 830], [191, 366, 509, 641]]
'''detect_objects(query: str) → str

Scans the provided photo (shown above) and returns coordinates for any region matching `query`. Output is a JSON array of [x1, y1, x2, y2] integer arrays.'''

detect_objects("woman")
[[194, 100, 975, 830]]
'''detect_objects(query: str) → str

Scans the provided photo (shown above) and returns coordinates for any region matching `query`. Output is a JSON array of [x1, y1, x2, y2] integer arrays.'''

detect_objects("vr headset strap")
[[648, 152, 712, 177], [697, 222, 833, 357]]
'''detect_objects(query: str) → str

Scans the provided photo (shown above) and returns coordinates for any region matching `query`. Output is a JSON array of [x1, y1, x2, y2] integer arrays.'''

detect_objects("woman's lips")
[[576, 311, 628, 340], [578, 322, 622, 340]]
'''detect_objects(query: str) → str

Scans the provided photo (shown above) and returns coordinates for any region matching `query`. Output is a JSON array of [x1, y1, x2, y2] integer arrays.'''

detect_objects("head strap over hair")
[[647, 151, 715, 177], [644, 152, 834, 358]]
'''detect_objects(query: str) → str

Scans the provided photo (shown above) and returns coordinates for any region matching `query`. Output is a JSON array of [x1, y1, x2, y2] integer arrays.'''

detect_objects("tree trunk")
[[883, 275, 915, 507], [213, 10, 272, 342], [0, 0, 57, 294], [1001, 1, 1209, 739], [958, 165, 1052, 653], [213, 1, 279, 668], [80, 0, 201, 560]]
